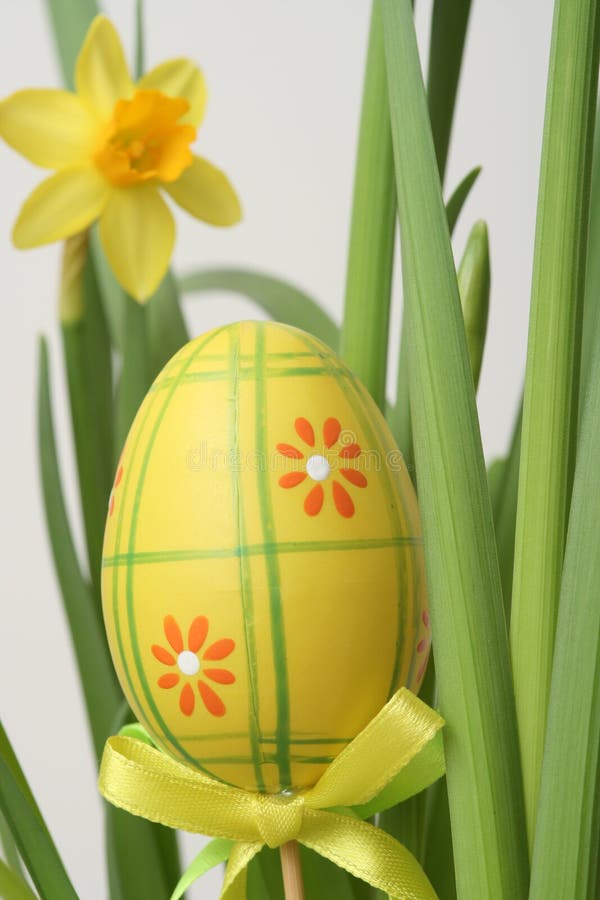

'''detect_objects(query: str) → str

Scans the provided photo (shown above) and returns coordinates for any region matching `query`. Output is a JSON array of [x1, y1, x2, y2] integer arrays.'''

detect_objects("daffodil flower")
[[0, 15, 241, 301]]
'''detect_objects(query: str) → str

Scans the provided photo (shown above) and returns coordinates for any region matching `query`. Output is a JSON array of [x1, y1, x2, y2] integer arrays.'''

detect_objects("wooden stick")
[[279, 840, 305, 900]]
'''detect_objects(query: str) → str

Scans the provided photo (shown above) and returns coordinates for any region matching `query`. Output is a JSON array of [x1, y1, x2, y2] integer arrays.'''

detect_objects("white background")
[[0, 1, 553, 897]]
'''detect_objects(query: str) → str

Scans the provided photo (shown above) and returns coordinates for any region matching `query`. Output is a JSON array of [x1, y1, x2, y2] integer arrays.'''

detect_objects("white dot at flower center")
[[177, 651, 200, 676], [306, 454, 330, 482]]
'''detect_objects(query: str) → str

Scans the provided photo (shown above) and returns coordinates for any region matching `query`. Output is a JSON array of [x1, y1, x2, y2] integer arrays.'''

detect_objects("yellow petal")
[[166, 156, 242, 226], [137, 59, 207, 127], [75, 16, 133, 119], [99, 185, 175, 301], [0, 89, 95, 169], [13, 166, 108, 248]]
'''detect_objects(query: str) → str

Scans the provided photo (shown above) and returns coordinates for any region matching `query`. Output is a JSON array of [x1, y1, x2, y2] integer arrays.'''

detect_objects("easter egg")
[[102, 321, 430, 793]]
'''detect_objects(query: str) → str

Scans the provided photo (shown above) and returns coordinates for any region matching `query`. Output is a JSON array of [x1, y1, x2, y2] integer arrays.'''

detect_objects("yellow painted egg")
[[102, 321, 430, 793]]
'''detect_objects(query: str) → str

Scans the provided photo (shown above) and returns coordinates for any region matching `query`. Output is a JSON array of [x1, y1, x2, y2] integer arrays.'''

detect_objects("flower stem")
[[60, 234, 114, 608]]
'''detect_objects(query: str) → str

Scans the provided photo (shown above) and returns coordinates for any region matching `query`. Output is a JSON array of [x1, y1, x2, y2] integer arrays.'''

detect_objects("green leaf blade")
[[147, 272, 190, 375], [0, 811, 24, 880], [493, 402, 523, 617], [427, 0, 473, 184], [0, 724, 77, 900], [445, 167, 481, 236], [389, 167, 481, 471], [340, 0, 396, 410], [105, 807, 174, 900], [134, 0, 145, 80], [179, 269, 339, 350], [581, 98, 600, 405], [44, 0, 98, 89], [510, 0, 600, 845], [529, 311, 600, 898], [421, 778, 456, 900], [382, 2, 529, 897], [0, 858, 37, 900], [38, 338, 121, 758], [117, 295, 152, 449], [457, 220, 490, 390], [61, 247, 114, 607], [105, 706, 183, 899], [116, 273, 190, 449]]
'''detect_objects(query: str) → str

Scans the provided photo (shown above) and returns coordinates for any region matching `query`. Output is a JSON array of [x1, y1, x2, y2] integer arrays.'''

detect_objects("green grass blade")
[[105, 808, 172, 900], [493, 402, 522, 617], [340, 0, 395, 410], [391, 321, 414, 481], [90, 228, 125, 352], [170, 839, 233, 900], [0, 724, 77, 900], [134, 0, 145, 80], [107, 795, 183, 900], [377, 798, 421, 861], [445, 167, 481, 235], [38, 339, 121, 758], [246, 857, 276, 899], [0, 859, 36, 900], [117, 295, 151, 449], [0, 744, 29, 885], [0, 715, 30, 881], [153, 823, 182, 896], [300, 847, 357, 900], [247, 846, 360, 900], [509, 0, 600, 846], [44, 0, 98, 89], [528, 310, 600, 898], [105, 705, 182, 900], [147, 272, 190, 375], [178, 269, 339, 350], [487, 457, 506, 521], [593, 819, 600, 900], [91, 230, 189, 380], [0, 812, 24, 879], [92, 237, 185, 451], [247, 847, 283, 899], [390, 169, 481, 468], [427, 0, 473, 183], [61, 242, 114, 606], [82, 245, 114, 471], [382, 3, 529, 898], [457, 221, 490, 390], [0, 730, 37, 815], [581, 97, 600, 404], [422, 778, 456, 900]]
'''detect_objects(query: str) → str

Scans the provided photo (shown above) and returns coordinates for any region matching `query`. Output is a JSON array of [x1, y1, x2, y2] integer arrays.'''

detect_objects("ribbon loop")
[[252, 793, 305, 848]]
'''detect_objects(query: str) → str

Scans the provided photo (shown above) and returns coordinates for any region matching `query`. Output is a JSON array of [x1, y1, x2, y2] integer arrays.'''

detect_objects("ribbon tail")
[[300, 809, 438, 900], [169, 837, 234, 900], [220, 841, 264, 900], [353, 729, 445, 819]]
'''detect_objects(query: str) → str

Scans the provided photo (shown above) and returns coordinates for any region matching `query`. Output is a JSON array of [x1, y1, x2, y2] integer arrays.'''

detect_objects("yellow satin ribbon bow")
[[98, 687, 444, 900]]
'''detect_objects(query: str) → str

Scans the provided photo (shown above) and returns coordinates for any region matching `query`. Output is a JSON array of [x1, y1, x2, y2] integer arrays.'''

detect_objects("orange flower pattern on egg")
[[152, 615, 235, 718], [277, 416, 368, 518]]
